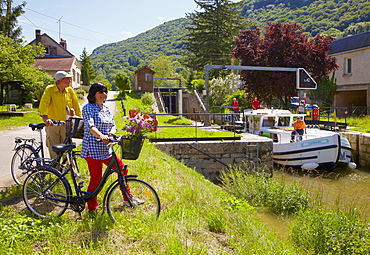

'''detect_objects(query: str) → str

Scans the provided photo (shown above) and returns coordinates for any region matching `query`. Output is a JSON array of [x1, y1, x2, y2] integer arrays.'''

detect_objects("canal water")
[[258, 166, 370, 239], [273, 166, 370, 215]]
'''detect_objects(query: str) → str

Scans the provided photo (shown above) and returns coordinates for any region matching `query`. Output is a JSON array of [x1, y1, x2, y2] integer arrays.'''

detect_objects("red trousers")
[[85, 156, 127, 211]]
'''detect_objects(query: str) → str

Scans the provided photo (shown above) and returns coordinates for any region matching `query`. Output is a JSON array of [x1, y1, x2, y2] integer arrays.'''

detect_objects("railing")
[[351, 106, 370, 116], [148, 112, 244, 142], [194, 90, 206, 112]]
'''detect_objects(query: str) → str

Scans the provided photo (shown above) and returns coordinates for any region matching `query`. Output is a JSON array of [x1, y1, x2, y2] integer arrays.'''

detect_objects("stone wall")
[[153, 134, 273, 182], [342, 131, 370, 168]]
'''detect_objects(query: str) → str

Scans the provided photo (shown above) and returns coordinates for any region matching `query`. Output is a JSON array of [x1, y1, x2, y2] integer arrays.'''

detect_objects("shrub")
[[141, 92, 155, 106], [220, 163, 310, 215], [290, 208, 370, 254]]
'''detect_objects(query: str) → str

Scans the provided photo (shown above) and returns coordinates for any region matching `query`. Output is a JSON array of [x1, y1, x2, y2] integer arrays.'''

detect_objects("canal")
[[273, 166, 370, 216], [258, 165, 370, 239]]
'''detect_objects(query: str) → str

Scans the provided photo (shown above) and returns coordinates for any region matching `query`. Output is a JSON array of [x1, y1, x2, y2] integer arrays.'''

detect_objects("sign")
[[299, 98, 306, 107], [297, 68, 317, 89]]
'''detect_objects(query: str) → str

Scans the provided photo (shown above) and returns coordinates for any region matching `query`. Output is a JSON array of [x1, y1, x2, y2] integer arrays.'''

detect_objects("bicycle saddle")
[[52, 143, 76, 154], [29, 123, 46, 131]]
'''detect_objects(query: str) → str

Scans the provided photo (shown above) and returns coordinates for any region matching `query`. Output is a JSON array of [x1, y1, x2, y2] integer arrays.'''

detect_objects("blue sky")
[[17, 0, 239, 57]]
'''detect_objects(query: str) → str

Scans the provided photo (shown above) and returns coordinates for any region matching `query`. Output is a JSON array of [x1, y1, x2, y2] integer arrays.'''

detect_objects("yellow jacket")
[[39, 84, 81, 121]]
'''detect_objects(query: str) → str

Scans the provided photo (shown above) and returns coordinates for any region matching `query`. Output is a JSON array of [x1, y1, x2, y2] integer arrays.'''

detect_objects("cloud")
[[157, 16, 164, 21]]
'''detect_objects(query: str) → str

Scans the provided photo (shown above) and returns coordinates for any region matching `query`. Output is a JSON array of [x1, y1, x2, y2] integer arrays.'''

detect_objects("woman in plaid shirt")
[[81, 82, 127, 213]]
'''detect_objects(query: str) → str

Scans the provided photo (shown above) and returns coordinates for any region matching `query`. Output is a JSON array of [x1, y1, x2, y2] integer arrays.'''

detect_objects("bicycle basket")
[[66, 117, 84, 139], [120, 135, 146, 160]]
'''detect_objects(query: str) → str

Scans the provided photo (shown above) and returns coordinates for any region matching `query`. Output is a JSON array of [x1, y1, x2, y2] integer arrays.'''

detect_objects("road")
[[0, 91, 118, 191]]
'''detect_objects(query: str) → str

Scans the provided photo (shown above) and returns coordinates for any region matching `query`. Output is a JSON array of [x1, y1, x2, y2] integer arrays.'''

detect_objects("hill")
[[91, 18, 191, 81], [90, 0, 370, 83]]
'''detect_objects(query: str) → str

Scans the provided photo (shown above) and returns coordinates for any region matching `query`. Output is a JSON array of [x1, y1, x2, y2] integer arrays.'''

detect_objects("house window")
[[145, 73, 151, 81], [44, 47, 50, 55], [345, 58, 352, 75]]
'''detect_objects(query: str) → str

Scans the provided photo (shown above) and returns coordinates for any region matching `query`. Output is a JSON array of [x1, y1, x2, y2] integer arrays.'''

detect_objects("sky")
[[16, 0, 239, 57]]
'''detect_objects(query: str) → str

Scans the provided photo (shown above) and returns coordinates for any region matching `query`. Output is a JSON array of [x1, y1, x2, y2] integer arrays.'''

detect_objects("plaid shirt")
[[81, 103, 116, 160]]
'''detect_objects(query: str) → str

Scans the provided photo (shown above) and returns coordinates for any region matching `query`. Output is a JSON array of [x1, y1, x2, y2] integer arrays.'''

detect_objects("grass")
[[0, 112, 42, 131], [221, 166, 370, 254], [346, 116, 370, 133], [0, 94, 369, 254], [0, 139, 299, 254]]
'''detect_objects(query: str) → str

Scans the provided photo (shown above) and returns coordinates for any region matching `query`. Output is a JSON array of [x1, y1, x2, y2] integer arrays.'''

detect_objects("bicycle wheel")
[[23, 166, 71, 218], [11, 144, 39, 184], [106, 179, 160, 222]]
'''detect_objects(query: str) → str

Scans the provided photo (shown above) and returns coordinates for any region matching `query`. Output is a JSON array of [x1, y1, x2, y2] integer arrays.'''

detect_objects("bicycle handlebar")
[[96, 134, 121, 146]]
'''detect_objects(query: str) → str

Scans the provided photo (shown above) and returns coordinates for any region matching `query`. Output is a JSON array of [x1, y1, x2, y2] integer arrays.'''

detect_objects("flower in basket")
[[121, 116, 155, 138]]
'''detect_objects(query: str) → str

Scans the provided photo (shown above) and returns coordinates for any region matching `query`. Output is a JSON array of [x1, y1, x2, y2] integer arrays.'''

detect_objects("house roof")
[[34, 57, 76, 71], [134, 66, 155, 75], [329, 30, 370, 55], [28, 32, 74, 57]]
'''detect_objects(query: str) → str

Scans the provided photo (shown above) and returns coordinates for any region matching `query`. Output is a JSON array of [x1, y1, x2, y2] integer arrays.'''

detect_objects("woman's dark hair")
[[87, 82, 107, 103]]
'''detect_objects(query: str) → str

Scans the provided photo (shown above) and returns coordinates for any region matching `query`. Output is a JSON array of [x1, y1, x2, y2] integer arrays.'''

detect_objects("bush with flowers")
[[121, 116, 155, 139]]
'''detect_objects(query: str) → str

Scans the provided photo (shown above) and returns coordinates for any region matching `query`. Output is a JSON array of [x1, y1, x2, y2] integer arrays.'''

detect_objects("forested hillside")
[[91, 18, 191, 82], [91, 0, 370, 83]]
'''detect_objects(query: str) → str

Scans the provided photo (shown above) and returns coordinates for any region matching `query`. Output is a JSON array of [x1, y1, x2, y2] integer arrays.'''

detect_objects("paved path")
[[0, 91, 118, 191]]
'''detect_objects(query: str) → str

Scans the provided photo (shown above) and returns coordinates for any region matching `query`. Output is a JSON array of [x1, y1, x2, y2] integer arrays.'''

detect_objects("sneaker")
[[131, 197, 144, 205], [124, 197, 144, 207]]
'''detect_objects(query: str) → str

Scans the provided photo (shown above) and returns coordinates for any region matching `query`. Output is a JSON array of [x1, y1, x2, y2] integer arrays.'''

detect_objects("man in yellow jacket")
[[39, 71, 82, 158]]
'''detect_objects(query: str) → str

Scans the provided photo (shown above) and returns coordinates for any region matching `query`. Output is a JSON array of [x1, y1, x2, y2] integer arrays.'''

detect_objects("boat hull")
[[273, 133, 341, 171], [244, 109, 356, 171]]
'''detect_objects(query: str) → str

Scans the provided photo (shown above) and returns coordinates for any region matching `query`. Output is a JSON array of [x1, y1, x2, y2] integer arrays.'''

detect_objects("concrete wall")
[[153, 134, 273, 182]]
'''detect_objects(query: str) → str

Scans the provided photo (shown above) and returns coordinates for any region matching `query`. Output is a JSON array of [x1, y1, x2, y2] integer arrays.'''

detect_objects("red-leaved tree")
[[233, 22, 338, 108]]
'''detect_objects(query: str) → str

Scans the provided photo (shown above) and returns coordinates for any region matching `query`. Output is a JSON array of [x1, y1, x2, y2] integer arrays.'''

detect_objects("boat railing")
[[271, 130, 336, 144]]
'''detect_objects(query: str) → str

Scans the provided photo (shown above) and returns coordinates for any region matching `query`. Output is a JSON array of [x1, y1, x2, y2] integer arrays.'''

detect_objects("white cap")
[[53, 71, 73, 81]]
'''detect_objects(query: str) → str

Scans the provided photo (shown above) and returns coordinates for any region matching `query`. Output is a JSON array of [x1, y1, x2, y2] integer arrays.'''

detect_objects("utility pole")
[[57, 16, 63, 40]]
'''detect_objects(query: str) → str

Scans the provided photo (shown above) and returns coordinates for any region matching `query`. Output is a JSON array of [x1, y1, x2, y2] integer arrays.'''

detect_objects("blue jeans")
[[291, 129, 304, 141]]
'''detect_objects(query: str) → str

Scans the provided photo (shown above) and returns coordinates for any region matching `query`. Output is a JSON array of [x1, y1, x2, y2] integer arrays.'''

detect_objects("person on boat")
[[291, 117, 307, 142], [252, 97, 260, 110], [232, 98, 240, 113]]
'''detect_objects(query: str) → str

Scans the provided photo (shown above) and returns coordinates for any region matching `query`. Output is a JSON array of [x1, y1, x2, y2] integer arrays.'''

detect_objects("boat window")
[[278, 117, 290, 127], [262, 117, 275, 127], [271, 133, 278, 142]]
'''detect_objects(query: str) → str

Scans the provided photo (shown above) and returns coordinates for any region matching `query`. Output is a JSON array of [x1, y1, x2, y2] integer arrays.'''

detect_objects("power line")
[[20, 19, 112, 45], [16, 3, 121, 40]]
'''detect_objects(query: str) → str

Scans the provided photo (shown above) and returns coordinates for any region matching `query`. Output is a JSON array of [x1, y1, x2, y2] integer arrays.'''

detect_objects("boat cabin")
[[246, 109, 305, 134]]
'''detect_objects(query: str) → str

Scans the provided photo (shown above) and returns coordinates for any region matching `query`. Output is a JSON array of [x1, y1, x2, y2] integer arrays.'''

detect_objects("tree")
[[0, 34, 52, 105], [183, 0, 244, 72], [209, 73, 238, 108], [79, 48, 95, 86], [309, 72, 338, 106], [0, 0, 25, 43], [233, 22, 338, 108], [114, 72, 131, 97], [150, 55, 183, 87]]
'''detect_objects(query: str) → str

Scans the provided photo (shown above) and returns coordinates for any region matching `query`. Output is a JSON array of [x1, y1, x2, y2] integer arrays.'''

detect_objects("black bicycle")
[[22, 134, 160, 222], [11, 117, 83, 184]]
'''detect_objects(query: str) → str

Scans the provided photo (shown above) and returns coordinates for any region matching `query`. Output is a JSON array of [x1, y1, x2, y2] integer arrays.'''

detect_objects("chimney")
[[35, 29, 41, 44], [60, 38, 67, 49]]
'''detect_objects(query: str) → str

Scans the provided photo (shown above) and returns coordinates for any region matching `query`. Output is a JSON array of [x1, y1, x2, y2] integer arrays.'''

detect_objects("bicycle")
[[11, 117, 84, 184], [22, 134, 161, 222]]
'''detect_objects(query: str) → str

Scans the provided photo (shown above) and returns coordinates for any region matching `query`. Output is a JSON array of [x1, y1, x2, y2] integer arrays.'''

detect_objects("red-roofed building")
[[28, 29, 82, 88]]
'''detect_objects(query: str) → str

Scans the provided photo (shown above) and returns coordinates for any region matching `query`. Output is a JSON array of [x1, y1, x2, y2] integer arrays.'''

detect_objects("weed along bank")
[[153, 134, 273, 182]]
